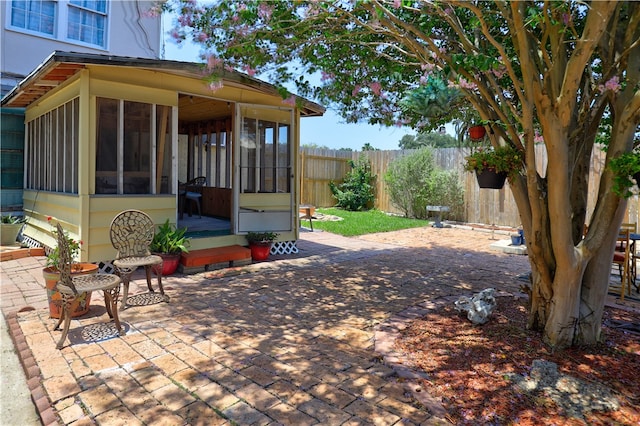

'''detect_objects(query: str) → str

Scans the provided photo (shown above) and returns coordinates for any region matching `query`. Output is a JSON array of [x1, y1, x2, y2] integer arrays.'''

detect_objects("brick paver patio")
[[2, 226, 533, 425]]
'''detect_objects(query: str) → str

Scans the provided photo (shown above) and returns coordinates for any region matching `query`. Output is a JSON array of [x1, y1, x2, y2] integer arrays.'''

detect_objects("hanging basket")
[[475, 169, 507, 189], [468, 125, 486, 141]]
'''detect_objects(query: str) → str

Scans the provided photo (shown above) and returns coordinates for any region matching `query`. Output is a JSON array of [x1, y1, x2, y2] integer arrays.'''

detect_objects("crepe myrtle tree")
[[161, 0, 640, 350]]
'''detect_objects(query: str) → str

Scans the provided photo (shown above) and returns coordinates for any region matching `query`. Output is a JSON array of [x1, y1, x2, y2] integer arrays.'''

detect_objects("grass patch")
[[307, 208, 430, 236]]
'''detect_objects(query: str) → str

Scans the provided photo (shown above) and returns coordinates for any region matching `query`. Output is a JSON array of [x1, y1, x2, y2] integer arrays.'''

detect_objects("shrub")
[[329, 155, 376, 211], [385, 147, 465, 220]]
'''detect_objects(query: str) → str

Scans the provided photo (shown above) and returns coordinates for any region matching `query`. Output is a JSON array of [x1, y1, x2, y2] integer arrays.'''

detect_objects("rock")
[[508, 359, 620, 420], [454, 288, 496, 325]]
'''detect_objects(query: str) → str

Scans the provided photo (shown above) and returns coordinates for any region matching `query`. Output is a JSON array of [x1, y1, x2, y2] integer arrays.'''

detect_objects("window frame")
[[25, 97, 79, 194], [95, 97, 174, 196], [6, 0, 109, 49]]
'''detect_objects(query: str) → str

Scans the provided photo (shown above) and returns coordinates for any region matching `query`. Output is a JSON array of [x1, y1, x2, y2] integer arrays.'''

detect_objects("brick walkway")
[[2, 226, 535, 425]]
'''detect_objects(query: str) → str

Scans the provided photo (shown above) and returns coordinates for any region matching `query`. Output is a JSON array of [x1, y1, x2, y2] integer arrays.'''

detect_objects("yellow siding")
[[88, 196, 176, 262], [239, 193, 291, 209]]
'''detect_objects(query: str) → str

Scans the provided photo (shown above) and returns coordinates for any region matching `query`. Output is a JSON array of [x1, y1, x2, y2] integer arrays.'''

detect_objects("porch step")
[[180, 245, 251, 269]]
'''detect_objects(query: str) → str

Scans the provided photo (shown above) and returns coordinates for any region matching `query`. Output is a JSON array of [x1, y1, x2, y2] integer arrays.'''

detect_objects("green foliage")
[[245, 231, 278, 243], [150, 219, 190, 254], [311, 208, 429, 237], [464, 145, 523, 178], [384, 148, 465, 220], [45, 217, 81, 270], [399, 132, 458, 149], [1, 214, 25, 224], [329, 155, 376, 211], [608, 150, 640, 198], [399, 76, 465, 130]]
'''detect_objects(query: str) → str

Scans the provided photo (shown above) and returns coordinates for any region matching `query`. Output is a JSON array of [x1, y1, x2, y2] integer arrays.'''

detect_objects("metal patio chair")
[[53, 223, 123, 349], [110, 209, 168, 310]]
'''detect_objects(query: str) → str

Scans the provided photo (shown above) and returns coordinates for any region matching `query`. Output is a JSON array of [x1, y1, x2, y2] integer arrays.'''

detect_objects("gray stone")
[[454, 288, 496, 324]]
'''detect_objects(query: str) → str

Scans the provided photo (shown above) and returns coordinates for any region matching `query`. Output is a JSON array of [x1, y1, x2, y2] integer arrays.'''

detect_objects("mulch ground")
[[394, 296, 640, 425]]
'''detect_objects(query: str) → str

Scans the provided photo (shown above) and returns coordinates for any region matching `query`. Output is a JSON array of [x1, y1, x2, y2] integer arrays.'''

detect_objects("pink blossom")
[[369, 82, 382, 96], [196, 32, 209, 42], [352, 85, 362, 97], [393, 0, 401, 9], [458, 78, 477, 90], [258, 3, 273, 20], [177, 15, 192, 27], [599, 76, 621, 93], [207, 55, 223, 70], [562, 13, 571, 26], [534, 132, 544, 143], [282, 95, 296, 106], [421, 63, 435, 71], [320, 71, 335, 82], [208, 81, 224, 92], [242, 65, 257, 76]]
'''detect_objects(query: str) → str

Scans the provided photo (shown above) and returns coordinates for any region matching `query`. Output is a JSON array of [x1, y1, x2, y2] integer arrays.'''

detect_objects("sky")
[[160, 14, 415, 151]]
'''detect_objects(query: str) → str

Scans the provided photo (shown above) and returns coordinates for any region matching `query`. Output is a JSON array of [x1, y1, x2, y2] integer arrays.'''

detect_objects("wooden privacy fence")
[[300, 147, 640, 228]]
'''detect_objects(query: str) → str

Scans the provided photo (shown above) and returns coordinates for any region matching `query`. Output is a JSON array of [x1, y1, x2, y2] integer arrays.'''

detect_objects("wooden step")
[[180, 245, 251, 268]]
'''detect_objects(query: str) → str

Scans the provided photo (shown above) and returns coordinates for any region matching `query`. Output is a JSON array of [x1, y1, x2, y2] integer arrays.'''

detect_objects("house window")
[[95, 97, 173, 195], [25, 97, 79, 193], [239, 109, 291, 194], [8, 0, 108, 48], [10, 0, 55, 35], [67, 1, 106, 46]]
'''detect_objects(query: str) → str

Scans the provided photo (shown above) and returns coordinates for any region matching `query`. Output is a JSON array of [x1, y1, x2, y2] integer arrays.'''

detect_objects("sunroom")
[[0, 51, 324, 264]]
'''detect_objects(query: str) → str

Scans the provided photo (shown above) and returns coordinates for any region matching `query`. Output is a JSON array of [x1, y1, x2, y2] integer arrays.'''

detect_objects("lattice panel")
[[20, 235, 43, 250], [272, 240, 298, 255], [100, 261, 116, 274]]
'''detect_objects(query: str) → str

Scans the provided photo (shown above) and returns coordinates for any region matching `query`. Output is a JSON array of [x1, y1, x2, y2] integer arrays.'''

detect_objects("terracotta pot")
[[249, 242, 272, 261], [152, 252, 181, 276], [468, 125, 486, 141], [43, 263, 98, 318], [475, 168, 507, 189]]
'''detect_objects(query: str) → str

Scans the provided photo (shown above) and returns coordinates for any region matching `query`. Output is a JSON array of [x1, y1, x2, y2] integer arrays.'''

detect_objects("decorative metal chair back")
[[188, 176, 206, 187], [110, 210, 155, 259], [55, 223, 78, 295]]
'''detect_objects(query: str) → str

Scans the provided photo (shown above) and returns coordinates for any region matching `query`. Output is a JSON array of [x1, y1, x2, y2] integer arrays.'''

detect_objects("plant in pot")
[[1, 214, 26, 246], [463, 144, 523, 189], [150, 219, 190, 275], [42, 217, 97, 318], [608, 149, 640, 198], [246, 231, 278, 261]]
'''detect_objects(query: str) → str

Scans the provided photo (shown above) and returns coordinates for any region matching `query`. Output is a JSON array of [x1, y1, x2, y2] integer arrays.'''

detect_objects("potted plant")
[[1, 214, 26, 246], [246, 231, 278, 261], [42, 217, 97, 318], [463, 145, 523, 189], [150, 219, 190, 275], [608, 150, 640, 198]]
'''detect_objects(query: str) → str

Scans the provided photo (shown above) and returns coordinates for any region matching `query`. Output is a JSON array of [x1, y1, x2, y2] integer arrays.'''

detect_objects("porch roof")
[[0, 51, 326, 117]]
